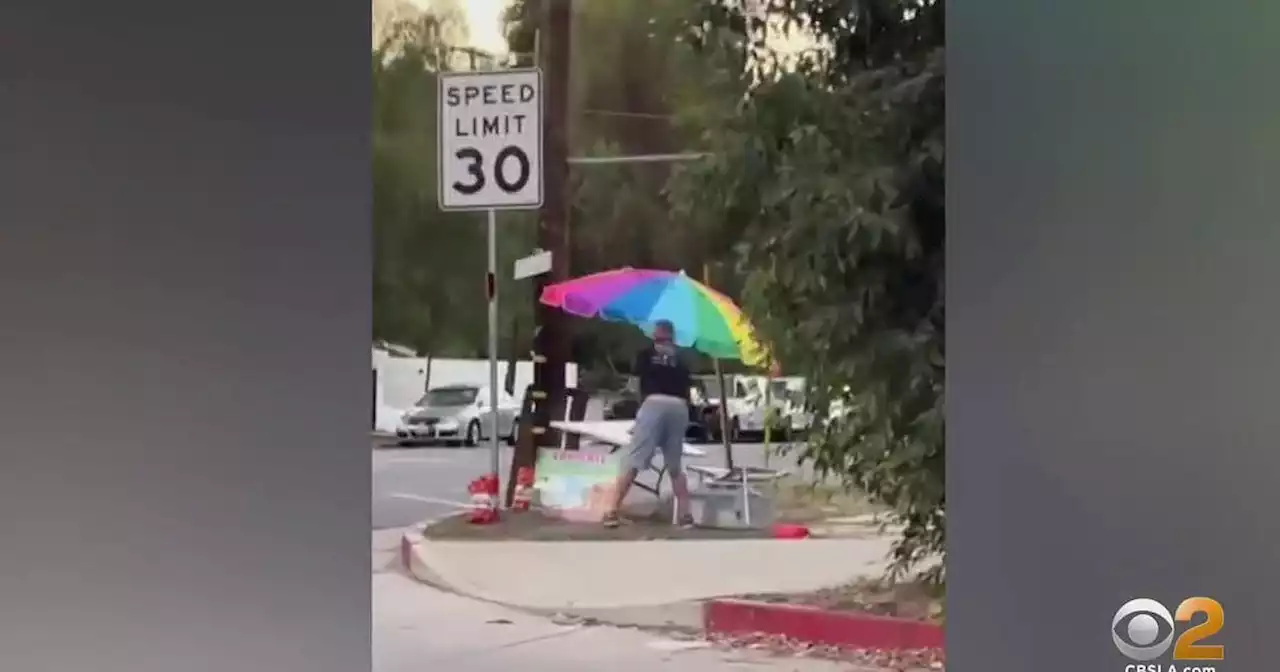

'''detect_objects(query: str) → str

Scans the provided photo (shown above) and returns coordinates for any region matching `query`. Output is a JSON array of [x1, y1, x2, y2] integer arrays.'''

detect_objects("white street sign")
[[438, 69, 543, 211], [513, 249, 553, 280]]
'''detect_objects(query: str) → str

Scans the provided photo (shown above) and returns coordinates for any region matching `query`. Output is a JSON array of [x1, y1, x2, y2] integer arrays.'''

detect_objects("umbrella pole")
[[703, 263, 736, 471], [714, 359, 734, 470]]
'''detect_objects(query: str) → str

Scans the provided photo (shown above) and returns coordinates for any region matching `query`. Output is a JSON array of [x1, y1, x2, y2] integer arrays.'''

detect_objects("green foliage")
[[498, 0, 751, 375], [373, 13, 535, 359], [377, 1, 725, 372], [501, 0, 538, 67], [669, 0, 945, 580]]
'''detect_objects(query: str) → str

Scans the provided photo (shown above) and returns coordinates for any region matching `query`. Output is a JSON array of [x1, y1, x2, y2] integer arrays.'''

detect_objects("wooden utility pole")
[[507, 0, 572, 506]]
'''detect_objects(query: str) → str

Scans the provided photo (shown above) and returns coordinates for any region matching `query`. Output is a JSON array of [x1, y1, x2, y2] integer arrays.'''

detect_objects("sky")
[[457, 0, 508, 54], [409, 0, 508, 55], [396, 0, 814, 61]]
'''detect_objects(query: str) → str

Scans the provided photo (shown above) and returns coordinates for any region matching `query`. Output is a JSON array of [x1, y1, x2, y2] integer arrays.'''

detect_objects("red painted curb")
[[703, 599, 943, 651]]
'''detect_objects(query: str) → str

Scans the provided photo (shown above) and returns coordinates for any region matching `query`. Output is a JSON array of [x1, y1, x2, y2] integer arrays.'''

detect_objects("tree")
[[500, 0, 749, 375], [374, 13, 469, 353], [373, 11, 539, 360], [670, 0, 945, 581]]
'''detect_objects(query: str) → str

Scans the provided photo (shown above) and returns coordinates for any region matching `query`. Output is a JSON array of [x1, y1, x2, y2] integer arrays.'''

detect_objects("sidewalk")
[[376, 531, 902, 672], [376, 570, 899, 672], [402, 527, 897, 611]]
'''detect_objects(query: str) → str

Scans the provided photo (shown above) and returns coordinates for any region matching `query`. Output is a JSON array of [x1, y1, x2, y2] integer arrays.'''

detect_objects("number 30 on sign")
[[438, 68, 544, 211]]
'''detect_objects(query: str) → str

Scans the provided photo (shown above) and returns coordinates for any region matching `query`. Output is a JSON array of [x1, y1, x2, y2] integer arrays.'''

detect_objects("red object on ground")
[[467, 474, 501, 524], [511, 466, 536, 511], [703, 599, 944, 651], [770, 523, 810, 539]]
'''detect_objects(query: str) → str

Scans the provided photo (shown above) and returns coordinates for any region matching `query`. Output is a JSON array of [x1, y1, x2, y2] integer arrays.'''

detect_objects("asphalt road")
[[371, 438, 811, 530]]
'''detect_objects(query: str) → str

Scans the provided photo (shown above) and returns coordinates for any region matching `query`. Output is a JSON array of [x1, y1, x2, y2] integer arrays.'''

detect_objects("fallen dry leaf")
[[704, 631, 944, 670]]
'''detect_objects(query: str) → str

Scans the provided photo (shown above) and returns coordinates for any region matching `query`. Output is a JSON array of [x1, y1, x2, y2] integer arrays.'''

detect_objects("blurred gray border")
[[950, 0, 1275, 669], [0, 2, 370, 671], [3, 0, 1277, 670]]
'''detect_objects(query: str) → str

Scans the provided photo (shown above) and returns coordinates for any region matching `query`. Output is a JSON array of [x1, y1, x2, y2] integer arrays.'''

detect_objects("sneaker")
[[602, 511, 622, 528], [677, 514, 696, 529]]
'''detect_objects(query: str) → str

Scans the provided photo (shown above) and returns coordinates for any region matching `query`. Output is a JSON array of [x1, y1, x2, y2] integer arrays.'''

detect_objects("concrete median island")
[[400, 508, 943, 662]]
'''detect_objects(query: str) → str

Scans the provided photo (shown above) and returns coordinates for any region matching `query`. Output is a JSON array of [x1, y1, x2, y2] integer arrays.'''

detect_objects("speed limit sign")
[[438, 68, 543, 211]]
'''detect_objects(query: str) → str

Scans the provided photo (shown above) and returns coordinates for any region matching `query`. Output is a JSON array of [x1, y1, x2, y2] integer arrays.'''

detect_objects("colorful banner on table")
[[533, 450, 621, 522]]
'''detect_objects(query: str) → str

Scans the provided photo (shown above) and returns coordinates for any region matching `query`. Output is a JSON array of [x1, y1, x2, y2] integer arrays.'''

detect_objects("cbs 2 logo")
[[1112, 597, 1224, 661]]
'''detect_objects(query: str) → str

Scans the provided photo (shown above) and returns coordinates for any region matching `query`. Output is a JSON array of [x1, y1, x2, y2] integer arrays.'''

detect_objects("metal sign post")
[[439, 68, 545, 500], [486, 209, 499, 478]]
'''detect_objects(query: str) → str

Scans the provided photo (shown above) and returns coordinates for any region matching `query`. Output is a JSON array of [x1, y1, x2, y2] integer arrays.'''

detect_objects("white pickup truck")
[[691, 375, 754, 442], [692, 375, 811, 442], [734, 376, 810, 439]]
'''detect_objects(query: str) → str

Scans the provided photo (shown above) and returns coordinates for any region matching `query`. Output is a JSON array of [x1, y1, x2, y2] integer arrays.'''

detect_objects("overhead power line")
[[568, 153, 710, 165], [580, 109, 679, 120]]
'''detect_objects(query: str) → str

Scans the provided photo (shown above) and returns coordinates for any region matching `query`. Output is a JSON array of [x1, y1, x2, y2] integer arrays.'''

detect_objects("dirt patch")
[[422, 509, 773, 542], [744, 576, 945, 623], [421, 477, 893, 542], [705, 630, 945, 670], [770, 477, 886, 523]]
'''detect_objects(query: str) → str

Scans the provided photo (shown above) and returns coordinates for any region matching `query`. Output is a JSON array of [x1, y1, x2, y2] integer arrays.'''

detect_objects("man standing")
[[603, 319, 695, 528]]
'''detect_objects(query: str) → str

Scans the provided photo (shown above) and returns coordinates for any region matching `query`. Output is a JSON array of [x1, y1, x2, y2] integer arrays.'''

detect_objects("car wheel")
[[705, 413, 722, 443], [507, 419, 520, 446], [465, 420, 480, 447]]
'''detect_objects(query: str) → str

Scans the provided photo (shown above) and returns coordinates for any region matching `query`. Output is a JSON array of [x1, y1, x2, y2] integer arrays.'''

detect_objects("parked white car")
[[395, 384, 521, 447]]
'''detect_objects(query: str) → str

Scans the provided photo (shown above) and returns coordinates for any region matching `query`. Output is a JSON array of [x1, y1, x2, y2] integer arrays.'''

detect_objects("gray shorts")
[[626, 394, 688, 472]]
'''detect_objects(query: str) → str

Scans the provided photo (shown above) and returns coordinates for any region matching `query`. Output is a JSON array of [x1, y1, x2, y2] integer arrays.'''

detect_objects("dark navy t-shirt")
[[634, 342, 691, 400]]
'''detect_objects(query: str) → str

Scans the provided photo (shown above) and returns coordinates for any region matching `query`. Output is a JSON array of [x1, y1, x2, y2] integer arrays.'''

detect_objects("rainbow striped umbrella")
[[540, 268, 767, 366]]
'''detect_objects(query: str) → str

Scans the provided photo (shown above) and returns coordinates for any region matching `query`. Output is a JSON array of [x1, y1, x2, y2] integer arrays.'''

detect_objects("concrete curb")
[[371, 432, 402, 448], [703, 598, 943, 651], [400, 520, 444, 585], [400, 521, 700, 628], [403, 527, 893, 610], [400, 523, 541, 607], [400, 516, 940, 653]]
